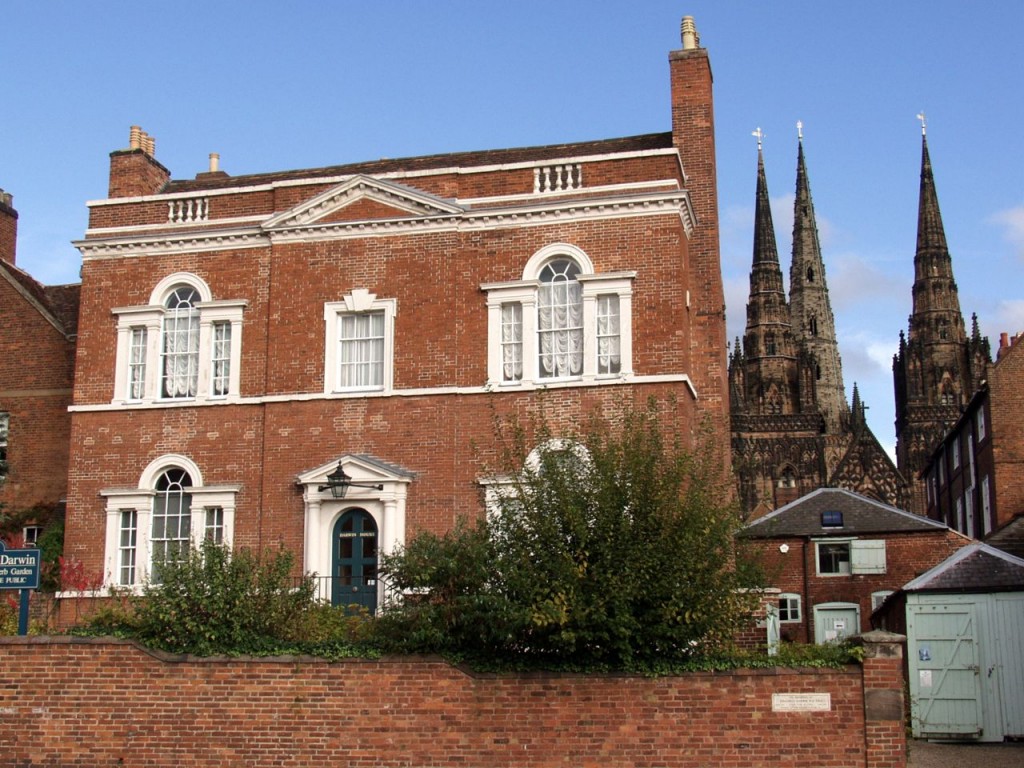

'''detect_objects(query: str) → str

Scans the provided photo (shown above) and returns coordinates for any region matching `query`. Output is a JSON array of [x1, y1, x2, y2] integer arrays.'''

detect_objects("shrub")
[[128, 542, 317, 655], [379, 399, 766, 671]]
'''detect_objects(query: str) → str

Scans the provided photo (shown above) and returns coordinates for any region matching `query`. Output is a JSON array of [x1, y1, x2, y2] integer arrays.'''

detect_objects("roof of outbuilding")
[[740, 487, 948, 539], [164, 132, 677, 194], [902, 542, 1024, 592]]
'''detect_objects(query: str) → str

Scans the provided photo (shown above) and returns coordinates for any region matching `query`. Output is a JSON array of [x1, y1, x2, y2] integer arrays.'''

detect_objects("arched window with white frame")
[[100, 455, 239, 590], [112, 272, 246, 405], [482, 243, 634, 387]]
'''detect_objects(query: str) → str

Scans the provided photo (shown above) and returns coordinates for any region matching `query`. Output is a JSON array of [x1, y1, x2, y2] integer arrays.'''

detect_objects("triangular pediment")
[[264, 175, 463, 230]]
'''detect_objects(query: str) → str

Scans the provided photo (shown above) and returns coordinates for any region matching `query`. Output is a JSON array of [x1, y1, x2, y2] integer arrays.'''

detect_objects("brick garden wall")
[[0, 634, 906, 768]]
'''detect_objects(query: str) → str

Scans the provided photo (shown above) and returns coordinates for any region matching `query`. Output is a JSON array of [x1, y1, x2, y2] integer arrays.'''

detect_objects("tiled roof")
[[0, 260, 80, 337], [164, 132, 675, 194], [984, 515, 1024, 560], [902, 542, 1024, 592], [741, 487, 948, 538]]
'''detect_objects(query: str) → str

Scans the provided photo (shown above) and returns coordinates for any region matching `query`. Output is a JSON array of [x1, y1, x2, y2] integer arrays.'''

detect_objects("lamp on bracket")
[[318, 461, 384, 499]]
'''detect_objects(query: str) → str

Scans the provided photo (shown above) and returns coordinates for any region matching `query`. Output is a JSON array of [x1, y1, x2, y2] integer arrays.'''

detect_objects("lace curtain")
[[500, 303, 523, 381], [162, 288, 200, 398], [538, 279, 583, 377]]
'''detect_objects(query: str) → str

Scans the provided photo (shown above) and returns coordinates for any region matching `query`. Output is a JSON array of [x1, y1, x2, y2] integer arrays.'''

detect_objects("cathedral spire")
[[788, 125, 848, 432], [894, 126, 991, 515]]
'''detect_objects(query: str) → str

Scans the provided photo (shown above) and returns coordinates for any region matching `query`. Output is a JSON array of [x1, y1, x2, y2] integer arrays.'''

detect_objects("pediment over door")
[[264, 175, 464, 231]]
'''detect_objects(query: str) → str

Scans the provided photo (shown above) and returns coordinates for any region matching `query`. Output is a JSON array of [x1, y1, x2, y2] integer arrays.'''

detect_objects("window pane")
[[119, 509, 138, 586], [128, 327, 147, 400], [151, 469, 193, 583], [596, 295, 620, 374], [338, 310, 385, 389], [205, 506, 224, 544], [538, 259, 583, 378], [500, 303, 523, 382], [211, 322, 231, 396], [162, 288, 200, 398]]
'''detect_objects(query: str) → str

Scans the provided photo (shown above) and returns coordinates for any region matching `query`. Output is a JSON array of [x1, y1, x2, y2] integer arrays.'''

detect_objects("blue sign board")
[[0, 541, 41, 590]]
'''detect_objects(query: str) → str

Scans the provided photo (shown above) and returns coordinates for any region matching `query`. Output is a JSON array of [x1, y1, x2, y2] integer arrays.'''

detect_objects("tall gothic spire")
[[894, 128, 991, 515], [788, 128, 848, 432]]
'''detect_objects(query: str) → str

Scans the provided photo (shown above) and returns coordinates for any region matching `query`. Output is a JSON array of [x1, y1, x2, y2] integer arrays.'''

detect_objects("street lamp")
[[318, 461, 384, 499]]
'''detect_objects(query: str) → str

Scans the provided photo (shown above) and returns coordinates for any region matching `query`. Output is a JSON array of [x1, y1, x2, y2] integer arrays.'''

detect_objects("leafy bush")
[[379, 399, 767, 671]]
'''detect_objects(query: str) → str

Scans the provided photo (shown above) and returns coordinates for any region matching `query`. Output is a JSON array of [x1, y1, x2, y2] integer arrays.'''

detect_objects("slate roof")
[[164, 132, 676, 194], [984, 515, 1024, 560], [902, 542, 1024, 592], [741, 487, 948, 539], [0, 260, 80, 337]]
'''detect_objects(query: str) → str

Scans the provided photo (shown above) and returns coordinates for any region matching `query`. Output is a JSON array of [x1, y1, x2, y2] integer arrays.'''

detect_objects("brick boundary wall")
[[0, 632, 905, 768]]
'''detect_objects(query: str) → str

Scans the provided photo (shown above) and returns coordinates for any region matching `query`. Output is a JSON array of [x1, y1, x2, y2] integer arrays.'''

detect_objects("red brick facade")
[[924, 332, 1024, 536], [750, 529, 968, 644], [58, 25, 727, 601], [0, 260, 77, 516], [0, 635, 907, 768]]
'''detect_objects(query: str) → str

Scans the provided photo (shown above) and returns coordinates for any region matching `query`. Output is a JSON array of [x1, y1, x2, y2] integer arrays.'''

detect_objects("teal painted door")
[[908, 603, 983, 739], [332, 509, 378, 613]]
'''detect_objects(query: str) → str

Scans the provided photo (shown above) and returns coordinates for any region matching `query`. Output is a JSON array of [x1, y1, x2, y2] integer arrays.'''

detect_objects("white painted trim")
[[68, 374, 699, 412], [86, 215, 267, 236], [323, 292, 397, 395], [75, 190, 693, 258]]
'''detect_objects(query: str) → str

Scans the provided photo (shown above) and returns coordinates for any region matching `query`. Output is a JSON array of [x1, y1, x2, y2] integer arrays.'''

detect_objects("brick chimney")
[[0, 187, 17, 265], [108, 125, 171, 198], [668, 16, 729, 440]]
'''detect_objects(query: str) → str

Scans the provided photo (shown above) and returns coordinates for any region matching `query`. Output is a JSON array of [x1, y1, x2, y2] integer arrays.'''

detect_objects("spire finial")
[[916, 111, 927, 136], [796, 120, 803, 141], [752, 127, 764, 151]]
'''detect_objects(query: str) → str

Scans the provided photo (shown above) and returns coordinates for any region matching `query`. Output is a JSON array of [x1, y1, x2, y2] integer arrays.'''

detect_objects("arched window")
[[538, 258, 583, 378], [482, 243, 634, 386], [151, 468, 193, 581], [112, 272, 246, 404], [162, 287, 201, 398], [101, 455, 239, 590]]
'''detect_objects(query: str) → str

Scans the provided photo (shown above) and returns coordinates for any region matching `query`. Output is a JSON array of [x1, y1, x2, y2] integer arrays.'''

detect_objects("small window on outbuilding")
[[821, 510, 843, 528]]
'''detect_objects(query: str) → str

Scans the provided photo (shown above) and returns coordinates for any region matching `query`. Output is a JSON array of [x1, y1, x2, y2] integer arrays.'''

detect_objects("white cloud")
[[989, 204, 1024, 260]]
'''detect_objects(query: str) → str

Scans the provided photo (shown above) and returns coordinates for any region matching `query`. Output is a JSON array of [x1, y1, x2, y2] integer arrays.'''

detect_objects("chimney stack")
[[108, 125, 170, 198], [0, 187, 18, 265]]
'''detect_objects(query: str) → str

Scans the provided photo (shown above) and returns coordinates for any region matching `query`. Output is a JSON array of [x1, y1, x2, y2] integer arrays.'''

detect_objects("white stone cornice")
[[68, 373, 697, 412], [74, 227, 268, 259], [74, 189, 694, 256]]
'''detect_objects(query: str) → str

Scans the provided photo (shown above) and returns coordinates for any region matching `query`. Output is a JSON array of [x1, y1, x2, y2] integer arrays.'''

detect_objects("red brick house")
[[56, 17, 727, 611], [740, 488, 969, 644], [0, 190, 78, 546], [923, 331, 1024, 538]]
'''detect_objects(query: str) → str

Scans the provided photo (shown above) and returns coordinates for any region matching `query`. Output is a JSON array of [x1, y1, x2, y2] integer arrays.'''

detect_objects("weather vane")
[[796, 120, 803, 141], [751, 127, 764, 151], [916, 112, 927, 136]]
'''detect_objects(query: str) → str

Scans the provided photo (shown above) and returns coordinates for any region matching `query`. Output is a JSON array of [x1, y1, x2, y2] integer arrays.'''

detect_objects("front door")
[[332, 509, 378, 613]]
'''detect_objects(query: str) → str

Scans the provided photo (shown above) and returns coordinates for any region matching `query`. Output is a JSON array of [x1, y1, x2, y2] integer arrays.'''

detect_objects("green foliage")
[[379, 398, 766, 671], [130, 542, 317, 654]]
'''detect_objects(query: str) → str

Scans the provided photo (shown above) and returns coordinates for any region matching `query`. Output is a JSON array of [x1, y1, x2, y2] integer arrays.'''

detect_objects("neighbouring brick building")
[[740, 488, 969, 644], [0, 189, 79, 544], [923, 331, 1024, 538], [55, 17, 727, 609]]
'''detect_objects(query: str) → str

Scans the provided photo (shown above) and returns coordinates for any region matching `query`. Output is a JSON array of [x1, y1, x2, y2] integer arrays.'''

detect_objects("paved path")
[[908, 739, 1024, 768]]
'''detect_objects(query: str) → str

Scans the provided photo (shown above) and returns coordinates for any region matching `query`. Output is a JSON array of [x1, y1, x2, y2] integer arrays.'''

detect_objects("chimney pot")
[[209, 153, 220, 173], [680, 16, 699, 50]]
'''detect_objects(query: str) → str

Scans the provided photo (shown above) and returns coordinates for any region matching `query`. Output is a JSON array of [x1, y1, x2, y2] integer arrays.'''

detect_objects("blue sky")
[[2, 2, 1022, 456]]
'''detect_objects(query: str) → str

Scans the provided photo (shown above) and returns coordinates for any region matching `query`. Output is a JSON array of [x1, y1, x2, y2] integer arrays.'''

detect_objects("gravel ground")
[[908, 738, 1024, 768]]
